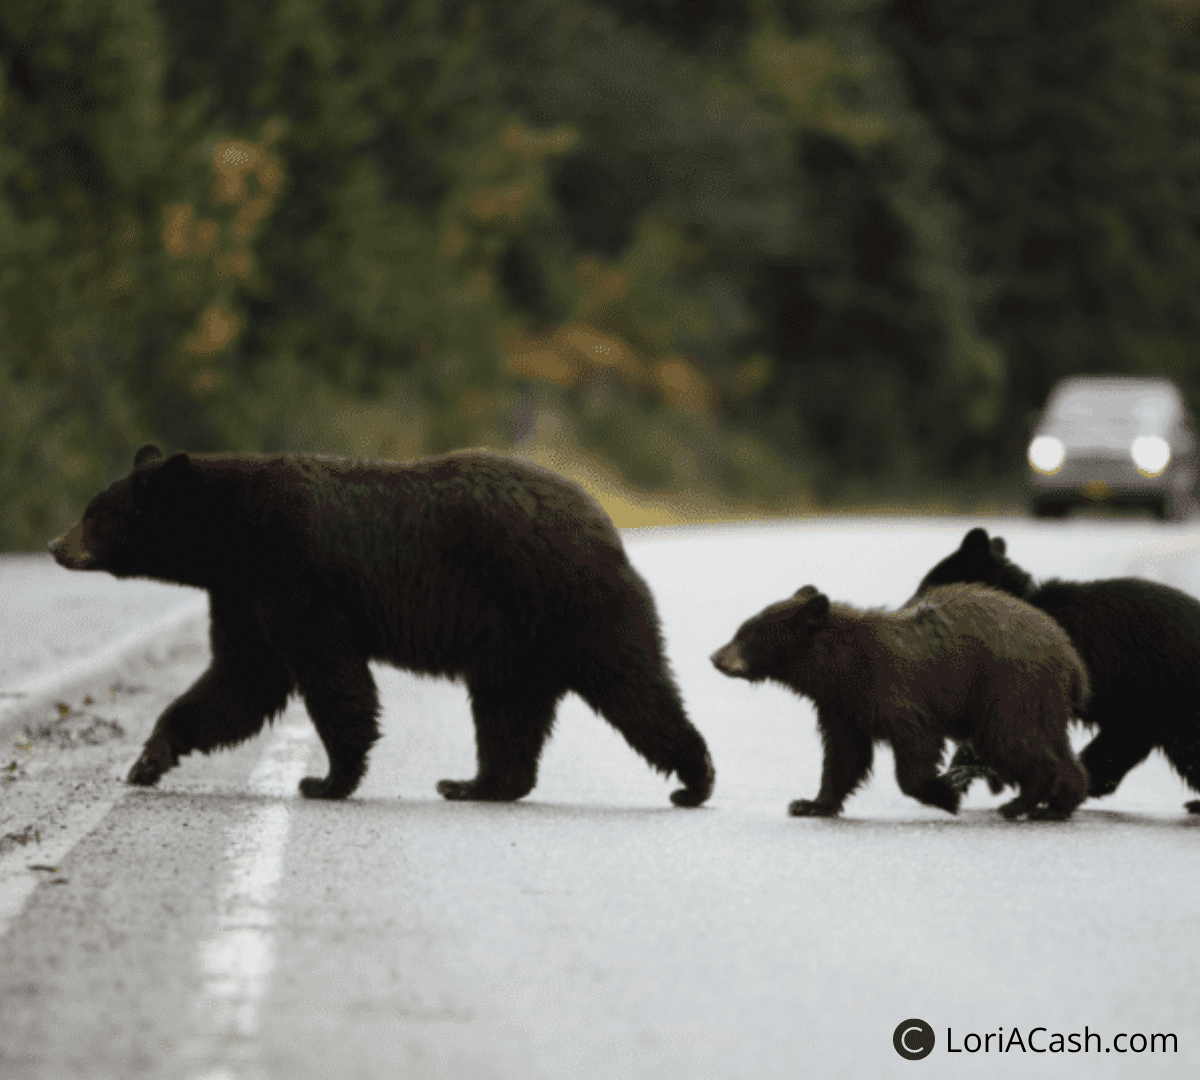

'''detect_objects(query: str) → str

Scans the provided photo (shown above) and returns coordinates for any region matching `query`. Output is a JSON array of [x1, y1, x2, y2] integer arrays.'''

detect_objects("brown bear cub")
[[48, 444, 714, 807], [711, 584, 1090, 820], [915, 527, 1200, 812]]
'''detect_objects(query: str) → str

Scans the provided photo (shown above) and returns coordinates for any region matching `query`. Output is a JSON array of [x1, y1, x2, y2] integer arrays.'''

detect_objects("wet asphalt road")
[[1, 518, 1199, 1079], [0, 552, 198, 688]]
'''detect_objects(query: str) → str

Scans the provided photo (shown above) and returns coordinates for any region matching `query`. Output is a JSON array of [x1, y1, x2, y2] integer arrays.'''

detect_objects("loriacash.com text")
[[946, 1027, 1177, 1054]]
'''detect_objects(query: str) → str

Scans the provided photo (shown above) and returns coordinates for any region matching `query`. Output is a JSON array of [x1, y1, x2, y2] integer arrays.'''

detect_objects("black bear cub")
[[49, 445, 714, 807], [711, 584, 1089, 820], [915, 527, 1200, 812]]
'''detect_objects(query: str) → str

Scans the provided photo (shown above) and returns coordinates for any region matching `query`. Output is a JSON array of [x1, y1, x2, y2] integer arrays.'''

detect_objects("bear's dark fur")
[[711, 583, 1089, 819], [915, 527, 1200, 812], [48, 445, 714, 806]]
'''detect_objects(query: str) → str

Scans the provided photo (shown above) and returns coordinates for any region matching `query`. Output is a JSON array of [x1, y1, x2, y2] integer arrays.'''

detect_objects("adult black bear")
[[48, 445, 714, 806], [915, 527, 1200, 812], [711, 583, 1089, 819]]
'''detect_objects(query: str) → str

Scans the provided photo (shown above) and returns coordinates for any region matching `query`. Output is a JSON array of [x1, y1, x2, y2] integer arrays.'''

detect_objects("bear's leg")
[[573, 659, 714, 808], [789, 716, 873, 817], [437, 681, 561, 801], [1158, 730, 1200, 812], [974, 703, 1078, 820], [127, 595, 293, 787], [127, 661, 293, 786], [1077, 725, 1154, 798], [295, 655, 381, 800], [892, 732, 960, 814]]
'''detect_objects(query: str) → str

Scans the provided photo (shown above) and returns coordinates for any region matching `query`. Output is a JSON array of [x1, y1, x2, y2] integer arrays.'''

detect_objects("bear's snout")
[[48, 520, 98, 570], [711, 641, 749, 678]]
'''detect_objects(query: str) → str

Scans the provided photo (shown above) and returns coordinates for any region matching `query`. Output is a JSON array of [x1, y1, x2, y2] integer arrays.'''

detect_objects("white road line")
[[185, 709, 317, 1080], [0, 602, 209, 940]]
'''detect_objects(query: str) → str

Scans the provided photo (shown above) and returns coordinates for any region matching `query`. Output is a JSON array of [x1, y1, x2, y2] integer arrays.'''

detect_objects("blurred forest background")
[[5, 0, 1200, 546]]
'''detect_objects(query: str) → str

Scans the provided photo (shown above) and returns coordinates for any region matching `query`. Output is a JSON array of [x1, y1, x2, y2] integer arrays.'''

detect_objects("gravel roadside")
[[0, 596, 211, 941]]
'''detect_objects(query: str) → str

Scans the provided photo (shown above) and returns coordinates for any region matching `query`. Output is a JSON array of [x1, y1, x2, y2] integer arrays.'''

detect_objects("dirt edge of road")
[[0, 596, 209, 745]]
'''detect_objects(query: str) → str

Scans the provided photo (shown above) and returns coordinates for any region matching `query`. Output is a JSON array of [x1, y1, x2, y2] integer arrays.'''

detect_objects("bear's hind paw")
[[669, 786, 708, 808]]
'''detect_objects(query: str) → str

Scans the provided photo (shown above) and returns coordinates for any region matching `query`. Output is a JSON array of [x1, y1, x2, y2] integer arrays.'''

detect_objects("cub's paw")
[[299, 775, 352, 800], [126, 734, 178, 787], [788, 799, 840, 818], [436, 778, 527, 802], [944, 765, 977, 795], [916, 777, 962, 815], [998, 797, 1029, 820], [1026, 805, 1073, 821], [945, 762, 1006, 795], [1186, 799, 1200, 815]]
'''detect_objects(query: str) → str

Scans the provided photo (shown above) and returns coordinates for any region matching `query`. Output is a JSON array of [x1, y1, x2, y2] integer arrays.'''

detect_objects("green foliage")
[[4, 0, 1200, 546], [742, 1, 1004, 493], [0, 0, 194, 548], [880, 0, 1200, 462]]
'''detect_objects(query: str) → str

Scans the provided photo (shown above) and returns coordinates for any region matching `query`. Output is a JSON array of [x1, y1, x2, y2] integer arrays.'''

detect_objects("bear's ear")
[[961, 527, 991, 556], [794, 589, 830, 626], [148, 451, 199, 490], [990, 536, 1006, 557], [793, 584, 820, 600], [134, 443, 162, 469]]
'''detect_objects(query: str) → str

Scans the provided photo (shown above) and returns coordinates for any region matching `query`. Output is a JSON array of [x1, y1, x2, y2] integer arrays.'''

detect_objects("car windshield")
[[1046, 385, 1179, 430]]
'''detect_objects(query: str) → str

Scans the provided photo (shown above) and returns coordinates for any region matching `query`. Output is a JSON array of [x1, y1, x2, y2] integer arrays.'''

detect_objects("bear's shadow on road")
[[815, 806, 1200, 831], [128, 787, 1200, 829], [128, 785, 693, 821]]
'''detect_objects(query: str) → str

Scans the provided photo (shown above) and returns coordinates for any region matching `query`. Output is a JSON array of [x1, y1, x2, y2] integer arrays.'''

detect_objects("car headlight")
[[1131, 435, 1171, 477], [1028, 436, 1066, 475]]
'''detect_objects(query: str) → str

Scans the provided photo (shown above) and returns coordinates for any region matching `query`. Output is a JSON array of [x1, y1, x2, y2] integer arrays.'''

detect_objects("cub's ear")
[[134, 443, 162, 468], [794, 584, 820, 600], [990, 536, 1006, 557], [961, 528, 991, 556]]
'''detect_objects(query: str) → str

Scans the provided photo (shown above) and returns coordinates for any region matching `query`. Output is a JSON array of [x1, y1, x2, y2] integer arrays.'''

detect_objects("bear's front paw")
[[671, 750, 714, 808], [788, 799, 840, 818], [126, 734, 178, 786], [1186, 799, 1200, 814]]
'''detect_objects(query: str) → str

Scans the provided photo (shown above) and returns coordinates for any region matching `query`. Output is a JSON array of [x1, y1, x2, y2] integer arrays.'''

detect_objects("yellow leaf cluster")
[[212, 139, 283, 203], [184, 303, 240, 356], [506, 323, 715, 419]]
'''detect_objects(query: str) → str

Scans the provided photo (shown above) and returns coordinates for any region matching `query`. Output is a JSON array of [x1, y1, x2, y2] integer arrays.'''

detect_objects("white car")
[[1026, 376, 1196, 520]]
